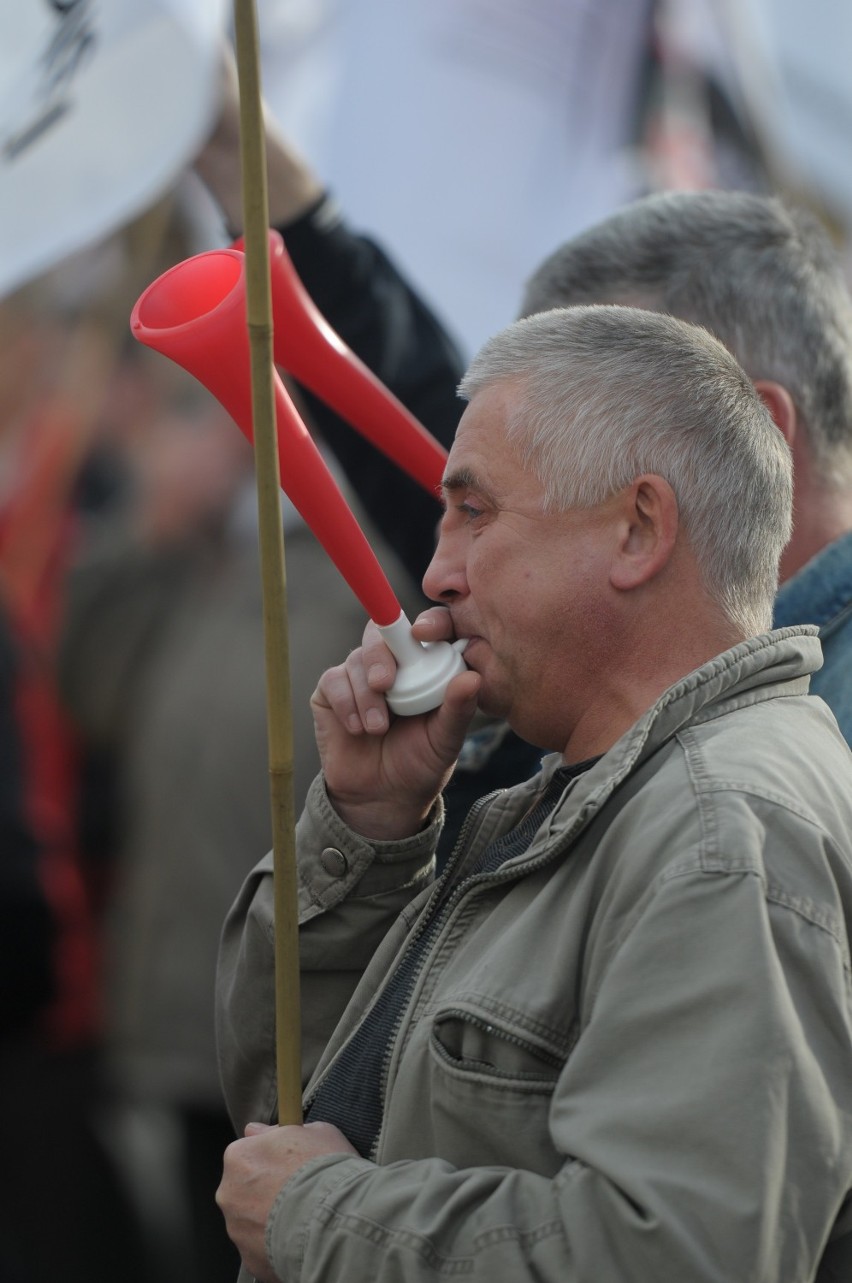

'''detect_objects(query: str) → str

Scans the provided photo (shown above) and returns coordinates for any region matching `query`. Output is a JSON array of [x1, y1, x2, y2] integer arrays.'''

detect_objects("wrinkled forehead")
[[444, 387, 512, 477], [442, 387, 547, 510]]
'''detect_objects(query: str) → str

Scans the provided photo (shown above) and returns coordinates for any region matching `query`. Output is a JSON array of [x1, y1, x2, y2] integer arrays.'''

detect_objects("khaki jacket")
[[218, 628, 852, 1282]]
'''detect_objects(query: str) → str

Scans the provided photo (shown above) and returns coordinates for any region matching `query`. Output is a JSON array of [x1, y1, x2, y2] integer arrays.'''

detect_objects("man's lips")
[[447, 617, 482, 658], [456, 634, 482, 663]]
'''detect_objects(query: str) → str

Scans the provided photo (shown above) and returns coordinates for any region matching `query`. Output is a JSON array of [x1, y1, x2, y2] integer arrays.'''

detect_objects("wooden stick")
[[233, 0, 302, 1125]]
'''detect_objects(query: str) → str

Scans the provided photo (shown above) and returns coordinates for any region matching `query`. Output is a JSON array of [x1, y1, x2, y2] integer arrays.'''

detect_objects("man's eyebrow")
[[441, 467, 485, 498]]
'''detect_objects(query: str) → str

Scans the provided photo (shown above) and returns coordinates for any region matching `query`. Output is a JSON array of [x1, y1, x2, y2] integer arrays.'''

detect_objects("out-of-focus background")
[[1, 3, 850, 1281]]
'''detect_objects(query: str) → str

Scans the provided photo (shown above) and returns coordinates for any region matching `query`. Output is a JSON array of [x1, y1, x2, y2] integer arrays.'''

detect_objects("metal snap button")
[[320, 847, 349, 877]]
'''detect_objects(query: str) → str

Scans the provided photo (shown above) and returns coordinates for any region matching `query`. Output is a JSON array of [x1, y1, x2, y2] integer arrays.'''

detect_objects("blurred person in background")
[[249, 0, 792, 360], [0, 280, 150, 1283], [57, 240, 428, 1279]]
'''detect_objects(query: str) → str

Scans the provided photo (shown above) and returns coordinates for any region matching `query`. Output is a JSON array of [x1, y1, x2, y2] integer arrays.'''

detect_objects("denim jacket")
[[774, 530, 852, 745]]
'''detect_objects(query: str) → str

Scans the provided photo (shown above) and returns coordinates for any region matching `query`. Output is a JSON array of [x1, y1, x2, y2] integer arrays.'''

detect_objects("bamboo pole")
[[232, 0, 302, 1125]]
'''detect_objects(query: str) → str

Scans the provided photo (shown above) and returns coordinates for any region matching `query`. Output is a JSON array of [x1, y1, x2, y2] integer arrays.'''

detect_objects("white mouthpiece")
[[377, 611, 469, 716]]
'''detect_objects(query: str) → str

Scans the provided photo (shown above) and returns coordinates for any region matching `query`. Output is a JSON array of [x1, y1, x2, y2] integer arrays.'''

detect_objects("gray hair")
[[520, 191, 852, 490], [459, 305, 793, 639]]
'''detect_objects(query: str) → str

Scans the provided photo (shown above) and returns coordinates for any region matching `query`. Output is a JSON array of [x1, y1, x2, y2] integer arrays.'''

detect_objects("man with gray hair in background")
[[215, 305, 852, 1283], [520, 190, 852, 742]]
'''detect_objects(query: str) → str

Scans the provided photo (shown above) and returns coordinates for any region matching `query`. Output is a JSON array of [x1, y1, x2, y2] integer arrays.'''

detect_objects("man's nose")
[[422, 530, 467, 603]]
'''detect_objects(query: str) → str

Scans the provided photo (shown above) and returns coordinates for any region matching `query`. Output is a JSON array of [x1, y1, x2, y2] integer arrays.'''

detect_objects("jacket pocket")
[[431, 1007, 564, 1087], [425, 1006, 566, 1174]]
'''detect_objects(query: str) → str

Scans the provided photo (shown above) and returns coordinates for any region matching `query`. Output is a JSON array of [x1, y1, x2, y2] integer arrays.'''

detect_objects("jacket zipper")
[[301, 788, 502, 1121], [369, 784, 587, 1158]]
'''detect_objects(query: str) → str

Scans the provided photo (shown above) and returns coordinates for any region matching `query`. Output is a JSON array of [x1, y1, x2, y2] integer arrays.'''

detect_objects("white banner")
[[0, 0, 228, 298], [733, 0, 852, 226]]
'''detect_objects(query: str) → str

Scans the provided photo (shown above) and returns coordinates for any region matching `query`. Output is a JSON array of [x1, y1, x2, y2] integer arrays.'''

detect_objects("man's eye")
[[459, 502, 484, 521]]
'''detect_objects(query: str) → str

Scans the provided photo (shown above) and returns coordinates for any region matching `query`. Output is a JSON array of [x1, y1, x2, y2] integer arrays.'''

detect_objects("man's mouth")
[[450, 621, 474, 644], [448, 616, 482, 657], [457, 634, 482, 663]]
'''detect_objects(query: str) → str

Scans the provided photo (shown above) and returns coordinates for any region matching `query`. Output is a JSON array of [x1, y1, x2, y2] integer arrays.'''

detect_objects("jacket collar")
[[531, 626, 822, 854]]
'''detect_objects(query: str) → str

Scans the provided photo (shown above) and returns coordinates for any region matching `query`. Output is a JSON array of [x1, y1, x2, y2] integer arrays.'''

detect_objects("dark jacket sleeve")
[[278, 196, 466, 584]]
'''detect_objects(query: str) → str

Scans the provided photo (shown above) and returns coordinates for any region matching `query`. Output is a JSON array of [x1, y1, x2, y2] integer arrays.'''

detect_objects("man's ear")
[[753, 379, 797, 449], [609, 474, 679, 591]]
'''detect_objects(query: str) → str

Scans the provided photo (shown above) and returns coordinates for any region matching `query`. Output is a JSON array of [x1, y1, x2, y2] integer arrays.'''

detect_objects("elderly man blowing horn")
[[216, 305, 852, 1283]]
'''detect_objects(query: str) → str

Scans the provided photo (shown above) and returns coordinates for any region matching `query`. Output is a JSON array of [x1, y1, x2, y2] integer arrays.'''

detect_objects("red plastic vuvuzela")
[[129, 247, 467, 713], [235, 231, 448, 497], [130, 246, 401, 626]]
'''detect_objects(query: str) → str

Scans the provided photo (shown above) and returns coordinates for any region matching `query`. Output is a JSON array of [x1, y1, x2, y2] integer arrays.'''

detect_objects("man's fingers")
[[312, 653, 391, 736], [426, 669, 481, 761], [411, 606, 455, 643], [312, 663, 365, 735], [344, 647, 391, 733], [359, 621, 399, 692]]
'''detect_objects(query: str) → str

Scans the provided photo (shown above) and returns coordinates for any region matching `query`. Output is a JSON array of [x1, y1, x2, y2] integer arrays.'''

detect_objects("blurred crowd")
[[0, 208, 421, 1282], [1, 2, 850, 1281]]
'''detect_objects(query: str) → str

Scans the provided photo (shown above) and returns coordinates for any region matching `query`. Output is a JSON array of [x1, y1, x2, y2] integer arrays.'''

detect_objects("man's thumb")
[[429, 669, 481, 759]]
